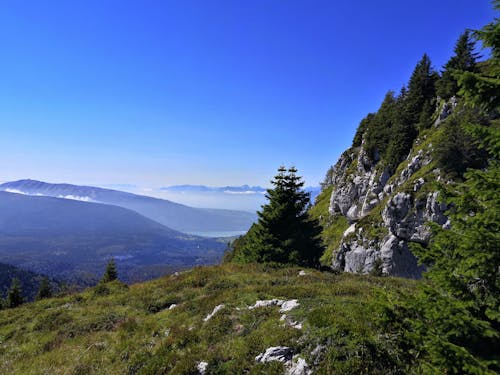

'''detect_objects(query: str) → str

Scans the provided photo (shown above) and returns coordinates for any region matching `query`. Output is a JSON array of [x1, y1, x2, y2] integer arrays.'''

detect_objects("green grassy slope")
[[0, 264, 415, 374]]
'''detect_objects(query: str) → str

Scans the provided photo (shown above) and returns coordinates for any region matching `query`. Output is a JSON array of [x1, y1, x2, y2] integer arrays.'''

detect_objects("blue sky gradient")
[[0, 1, 496, 188]]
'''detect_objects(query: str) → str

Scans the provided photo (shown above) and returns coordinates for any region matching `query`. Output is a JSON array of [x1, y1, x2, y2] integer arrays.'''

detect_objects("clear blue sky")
[[0, 0, 496, 188]]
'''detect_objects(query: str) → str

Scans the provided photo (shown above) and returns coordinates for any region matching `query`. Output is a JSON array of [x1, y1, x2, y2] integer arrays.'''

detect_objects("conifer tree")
[[233, 166, 324, 267], [7, 278, 24, 308], [406, 8, 500, 371], [385, 55, 437, 168], [36, 277, 52, 300], [437, 31, 478, 100], [101, 258, 118, 283], [364, 91, 397, 160], [410, 125, 500, 373], [404, 54, 438, 127], [457, 0, 500, 112]]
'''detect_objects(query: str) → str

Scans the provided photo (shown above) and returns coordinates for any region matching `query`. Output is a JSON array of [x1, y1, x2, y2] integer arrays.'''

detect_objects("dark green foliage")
[[361, 56, 438, 170], [437, 31, 478, 100], [352, 113, 375, 147], [364, 91, 398, 161], [410, 125, 500, 373], [101, 258, 118, 283], [0, 262, 59, 302], [35, 277, 52, 301], [457, 1, 500, 112], [233, 166, 324, 267], [404, 54, 438, 125], [385, 56, 437, 167], [381, 9, 500, 372], [6, 278, 24, 308], [434, 107, 489, 177], [369, 258, 384, 277]]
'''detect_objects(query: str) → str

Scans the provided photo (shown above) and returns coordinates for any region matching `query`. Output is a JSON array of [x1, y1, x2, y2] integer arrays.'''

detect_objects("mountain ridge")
[[0, 179, 256, 235], [0, 191, 226, 285]]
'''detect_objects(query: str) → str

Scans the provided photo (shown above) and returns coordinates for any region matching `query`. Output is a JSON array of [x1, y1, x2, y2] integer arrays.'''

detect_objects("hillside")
[[0, 264, 415, 374], [0, 192, 226, 285], [0, 180, 257, 236], [314, 82, 494, 278]]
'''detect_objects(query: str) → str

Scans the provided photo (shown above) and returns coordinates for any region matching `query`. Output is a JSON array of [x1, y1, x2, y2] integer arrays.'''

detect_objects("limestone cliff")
[[318, 98, 458, 278]]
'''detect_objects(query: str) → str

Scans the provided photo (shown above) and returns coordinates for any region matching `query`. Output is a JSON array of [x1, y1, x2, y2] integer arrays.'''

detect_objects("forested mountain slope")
[[0, 192, 226, 285], [313, 32, 496, 278]]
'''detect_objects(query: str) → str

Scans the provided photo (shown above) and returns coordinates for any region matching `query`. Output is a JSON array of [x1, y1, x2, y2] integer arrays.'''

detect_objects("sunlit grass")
[[0, 263, 416, 374]]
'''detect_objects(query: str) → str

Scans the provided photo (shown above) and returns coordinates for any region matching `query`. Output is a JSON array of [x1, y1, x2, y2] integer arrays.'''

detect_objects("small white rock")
[[168, 304, 177, 310], [197, 361, 208, 375], [285, 356, 312, 375], [279, 299, 299, 313], [255, 346, 293, 363], [203, 304, 225, 322], [298, 270, 307, 276], [248, 299, 282, 309]]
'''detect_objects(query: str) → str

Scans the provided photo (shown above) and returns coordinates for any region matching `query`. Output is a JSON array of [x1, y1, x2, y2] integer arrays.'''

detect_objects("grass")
[[0, 263, 416, 374], [310, 187, 350, 266]]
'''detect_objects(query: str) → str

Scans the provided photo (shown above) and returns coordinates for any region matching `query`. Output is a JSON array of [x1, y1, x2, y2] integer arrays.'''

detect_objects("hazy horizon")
[[0, 178, 321, 211]]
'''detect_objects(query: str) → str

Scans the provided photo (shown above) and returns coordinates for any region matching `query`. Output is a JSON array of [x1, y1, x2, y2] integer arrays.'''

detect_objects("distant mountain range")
[[162, 184, 321, 199], [0, 180, 256, 235], [161, 184, 267, 194], [0, 191, 227, 285]]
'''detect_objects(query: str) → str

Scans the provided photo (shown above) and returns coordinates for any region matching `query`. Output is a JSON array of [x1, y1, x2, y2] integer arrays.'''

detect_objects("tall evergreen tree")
[[7, 278, 24, 308], [404, 8, 500, 371], [437, 31, 478, 100], [101, 258, 118, 283], [35, 277, 52, 300], [352, 113, 375, 148], [410, 125, 500, 373], [385, 55, 438, 168], [233, 166, 324, 267], [457, 1, 500, 112], [405, 54, 438, 125]]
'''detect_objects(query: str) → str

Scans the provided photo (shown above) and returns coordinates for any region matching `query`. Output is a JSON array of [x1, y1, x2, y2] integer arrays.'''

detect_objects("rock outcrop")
[[255, 346, 294, 363], [323, 99, 456, 278]]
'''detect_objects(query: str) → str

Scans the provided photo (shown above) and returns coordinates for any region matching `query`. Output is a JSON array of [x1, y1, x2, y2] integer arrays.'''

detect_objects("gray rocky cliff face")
[[329, 144, 390, 222], [326, 133, 450, 278]]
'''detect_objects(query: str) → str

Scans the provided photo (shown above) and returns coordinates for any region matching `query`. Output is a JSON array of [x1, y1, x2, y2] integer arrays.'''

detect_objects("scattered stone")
[[203, 304, 225, 322], [168, 304, 177, 310], [196, 361, 208, 375], [164, 329, 170, 337], [298, 270, 307, 276], [248, 299, 300, 313], [279, 299, 300, 313], [255, 346, 293, 363], [280, 314, 303, 329], [413, 177, 425, 192], [311, 344, 325, 357], [248, 299, 282, 309], [442, 219, 451, 229], [343, 223, 356, 237], [285, 356, 312, 375]]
